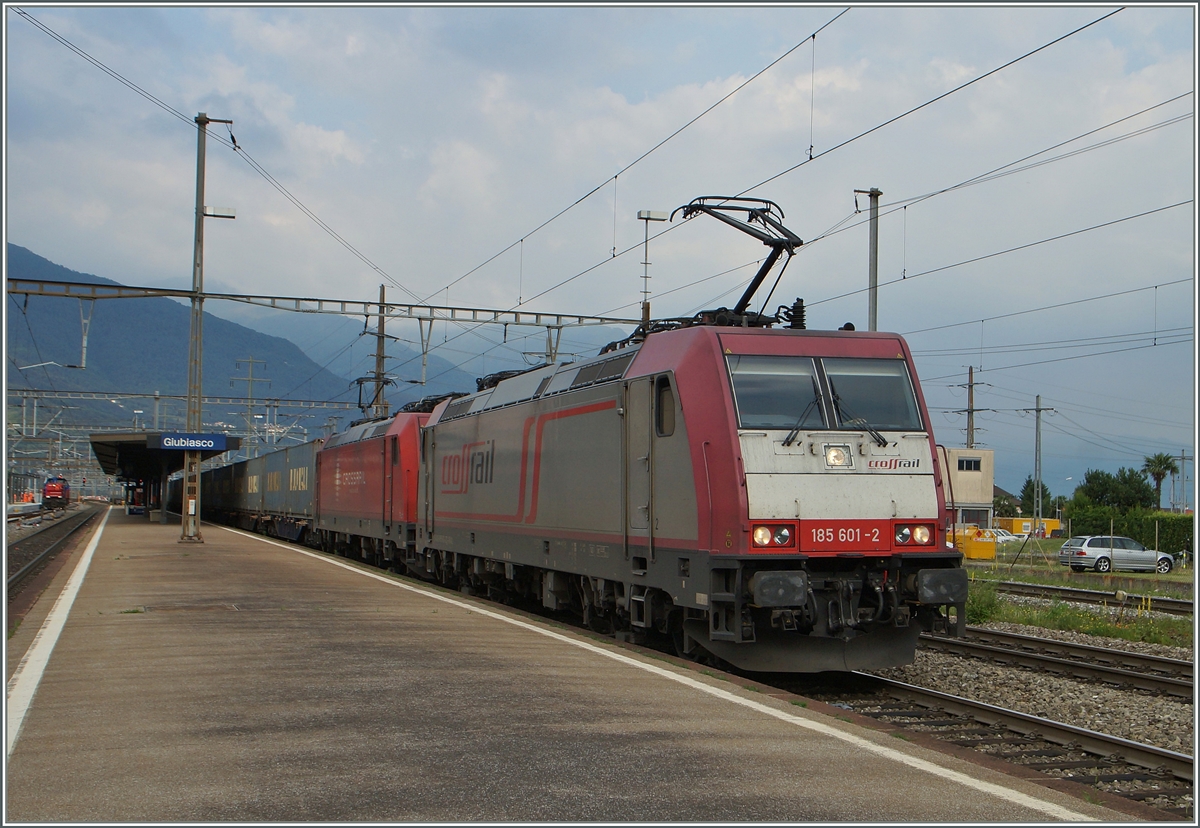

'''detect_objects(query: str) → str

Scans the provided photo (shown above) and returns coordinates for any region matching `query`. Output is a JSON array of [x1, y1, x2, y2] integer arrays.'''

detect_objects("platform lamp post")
[[637, 210, 668, 329], [182, 112, 235, 543]]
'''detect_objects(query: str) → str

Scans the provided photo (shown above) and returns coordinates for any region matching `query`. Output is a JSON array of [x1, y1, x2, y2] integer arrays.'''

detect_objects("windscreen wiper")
[[782, 394, 822, 447], [831, 390, 888, 447]]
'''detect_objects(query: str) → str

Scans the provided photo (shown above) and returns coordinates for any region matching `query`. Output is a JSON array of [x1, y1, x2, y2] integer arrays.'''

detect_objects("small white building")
[[940, 447, 995, 528]]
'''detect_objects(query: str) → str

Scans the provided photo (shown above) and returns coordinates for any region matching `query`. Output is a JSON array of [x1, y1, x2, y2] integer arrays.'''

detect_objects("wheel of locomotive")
[[1156, 557, 1173, 574], [1094, 557, 1111, 573]]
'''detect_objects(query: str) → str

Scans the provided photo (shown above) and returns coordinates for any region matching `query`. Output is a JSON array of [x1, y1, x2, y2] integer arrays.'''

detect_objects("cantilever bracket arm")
[[672, 196, 805, 315]]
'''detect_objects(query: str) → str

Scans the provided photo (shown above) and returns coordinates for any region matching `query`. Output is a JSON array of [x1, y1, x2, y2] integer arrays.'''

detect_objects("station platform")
[[6, 508, 1142, 822]]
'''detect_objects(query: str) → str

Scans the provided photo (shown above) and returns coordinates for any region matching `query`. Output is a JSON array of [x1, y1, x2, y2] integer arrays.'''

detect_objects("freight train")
[[183, 198, 968, 673]]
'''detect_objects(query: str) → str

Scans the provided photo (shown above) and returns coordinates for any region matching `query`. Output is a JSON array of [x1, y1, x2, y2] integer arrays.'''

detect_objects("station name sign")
[[151, 433, 228, 451]]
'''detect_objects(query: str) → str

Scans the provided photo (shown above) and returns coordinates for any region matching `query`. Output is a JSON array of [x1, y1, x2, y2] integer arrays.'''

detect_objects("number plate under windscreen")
[[800, 520, 892, 552]]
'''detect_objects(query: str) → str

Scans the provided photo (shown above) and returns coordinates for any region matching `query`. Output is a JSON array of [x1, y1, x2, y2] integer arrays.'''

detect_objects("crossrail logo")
[[442, 440, 495, 494], [867, 458, 920, 470]]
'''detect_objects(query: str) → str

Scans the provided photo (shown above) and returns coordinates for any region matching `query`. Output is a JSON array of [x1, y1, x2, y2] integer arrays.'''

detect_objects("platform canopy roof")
[[89, 432, 240, 482]]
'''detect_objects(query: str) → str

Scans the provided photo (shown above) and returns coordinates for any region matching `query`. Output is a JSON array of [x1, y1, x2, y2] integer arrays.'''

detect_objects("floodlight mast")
[[671, 196, 804, 318]]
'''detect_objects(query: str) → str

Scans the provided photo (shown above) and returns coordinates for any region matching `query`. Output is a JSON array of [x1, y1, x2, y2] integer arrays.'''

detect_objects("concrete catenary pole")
[[1034, 394, 1043, 535], [854, 188, 882, 331], [966, 366, 975, 449], [182, 112, 233, 542]]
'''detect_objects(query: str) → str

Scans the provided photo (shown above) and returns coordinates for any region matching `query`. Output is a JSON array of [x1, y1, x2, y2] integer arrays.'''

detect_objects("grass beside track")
[[965, 579, 1194, 650]]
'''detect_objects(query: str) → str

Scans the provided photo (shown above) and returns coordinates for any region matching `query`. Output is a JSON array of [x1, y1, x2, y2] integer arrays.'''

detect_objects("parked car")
[[991, 528, 1019, 544], [1058, 535, 1173, 574]]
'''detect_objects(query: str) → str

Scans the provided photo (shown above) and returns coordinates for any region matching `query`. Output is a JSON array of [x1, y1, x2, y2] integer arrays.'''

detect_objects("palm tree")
[[1142, 452, 1179, 509]]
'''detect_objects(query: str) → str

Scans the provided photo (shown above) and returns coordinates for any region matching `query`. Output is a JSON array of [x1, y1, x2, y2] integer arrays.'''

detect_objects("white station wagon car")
[[1058, 535, 1174, 574]]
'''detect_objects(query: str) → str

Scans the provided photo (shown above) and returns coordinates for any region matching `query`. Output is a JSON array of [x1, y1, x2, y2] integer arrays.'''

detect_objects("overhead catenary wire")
[[419, 8, 851, 305], [810, 201, 1193, 309], [450, 22, 1175, 324], [904, 277, 1192, 337], [16, 4, 1184, 426], [910, 326, 1191, 358], [524, 92, 1194, 324], [798, 103, 1193, 252], [10, 6, 429, 306], [735, 7, 1124, 197], [921, 337, 1192, 383], [15, 3, 806, 383]]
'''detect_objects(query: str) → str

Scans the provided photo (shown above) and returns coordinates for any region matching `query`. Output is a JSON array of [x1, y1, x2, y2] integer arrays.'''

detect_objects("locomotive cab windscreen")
[[727, 354, 923, 434]]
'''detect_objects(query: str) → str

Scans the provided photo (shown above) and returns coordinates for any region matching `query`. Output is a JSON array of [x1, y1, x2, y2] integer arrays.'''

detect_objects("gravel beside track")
[[870, 621, 1194, 755]]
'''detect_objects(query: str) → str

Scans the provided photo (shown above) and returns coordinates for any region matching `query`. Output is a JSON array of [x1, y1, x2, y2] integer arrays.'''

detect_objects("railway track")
[[7, 506, 99, 594], [787, 673, 1194, 819], [920, 627, 1193, 699], [7, 506, 54, 524], [997, 580, 1194, 617]]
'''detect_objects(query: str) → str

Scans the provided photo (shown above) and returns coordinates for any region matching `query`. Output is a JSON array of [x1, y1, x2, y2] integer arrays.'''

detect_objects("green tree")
[[1076, 468, 1156, 513], [1019, 476, 1053, 518], [993, 494, 1018, 518], [1142, 452, 1180, 508]]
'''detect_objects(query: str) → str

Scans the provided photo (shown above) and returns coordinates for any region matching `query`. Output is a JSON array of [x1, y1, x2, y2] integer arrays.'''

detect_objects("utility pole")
[[854, 188, 882, 331], [230, 356, 269, 458], [1021, 396, 1055, 535], [182, 112, 234, 543], [951, 366, 986, 448]]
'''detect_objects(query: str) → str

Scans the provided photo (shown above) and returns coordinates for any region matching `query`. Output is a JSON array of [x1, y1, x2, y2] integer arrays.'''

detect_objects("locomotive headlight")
[[753, 525, 773, 546], [825, 445, 851, 466], [913, 526, 932, 545], [895, 526, 912, 545], [773, 526, 791, 545]]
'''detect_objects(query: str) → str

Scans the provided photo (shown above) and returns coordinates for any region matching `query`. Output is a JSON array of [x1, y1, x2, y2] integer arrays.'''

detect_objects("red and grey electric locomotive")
[[42, 475, 71, 509], [198, 197, 967, 673]]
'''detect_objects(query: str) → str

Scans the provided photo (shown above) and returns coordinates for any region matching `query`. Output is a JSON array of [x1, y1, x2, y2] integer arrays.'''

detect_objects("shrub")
[[1067, 507, 1193, 555]]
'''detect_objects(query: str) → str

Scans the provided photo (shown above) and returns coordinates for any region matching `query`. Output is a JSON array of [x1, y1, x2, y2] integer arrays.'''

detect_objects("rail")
[[920, 629, 1193, 698], [861, 674, 1195, 782], [7, 508, 98, 591], [997, 581, 1193, 617]]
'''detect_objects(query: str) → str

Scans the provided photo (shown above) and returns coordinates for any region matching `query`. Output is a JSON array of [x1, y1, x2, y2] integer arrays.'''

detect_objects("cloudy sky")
[[4, 4, 1196, 499]]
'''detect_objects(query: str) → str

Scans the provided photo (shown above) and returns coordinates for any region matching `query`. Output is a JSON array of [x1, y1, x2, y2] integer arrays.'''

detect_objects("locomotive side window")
[[726, 355, 824, 429], [655, 376, 675, 437], [823, 358, 923, 431], [391, 436, 399, 465]]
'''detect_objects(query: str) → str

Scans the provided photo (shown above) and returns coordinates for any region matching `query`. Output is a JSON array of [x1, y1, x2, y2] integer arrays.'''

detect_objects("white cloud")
[[5, 5, 1193, 490]]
